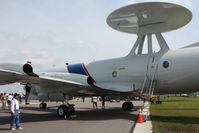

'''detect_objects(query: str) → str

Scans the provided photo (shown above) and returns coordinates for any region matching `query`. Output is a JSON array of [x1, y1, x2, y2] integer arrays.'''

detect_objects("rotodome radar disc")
[[107, 2, 192, 34]]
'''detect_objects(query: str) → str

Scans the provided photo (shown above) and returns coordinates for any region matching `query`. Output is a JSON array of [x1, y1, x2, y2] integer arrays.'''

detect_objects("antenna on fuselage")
[[106, 2, 192, 55]]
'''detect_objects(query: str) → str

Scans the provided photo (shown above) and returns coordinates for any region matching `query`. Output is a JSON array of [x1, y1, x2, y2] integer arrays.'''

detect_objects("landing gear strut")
[[122, 102, 133, 111], [57, 104, 75, 119], [39, 102, 47, 109]]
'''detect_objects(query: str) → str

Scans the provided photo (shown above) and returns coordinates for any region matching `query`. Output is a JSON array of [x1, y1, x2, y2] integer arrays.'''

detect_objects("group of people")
[[1, 93, 22, 109], [0, 93, 23, 131], [91, 96, 106, 109], [1, 93, 107, 130]]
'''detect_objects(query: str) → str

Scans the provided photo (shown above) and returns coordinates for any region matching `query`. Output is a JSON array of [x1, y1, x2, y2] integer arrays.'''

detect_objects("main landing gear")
[[39, 102, 47, 109], [122, 102, 134, 111], [57, 104, 75, 119]]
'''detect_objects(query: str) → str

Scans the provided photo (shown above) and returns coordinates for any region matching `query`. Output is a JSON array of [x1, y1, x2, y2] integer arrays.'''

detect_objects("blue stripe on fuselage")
[[67, 63, 87, 76]]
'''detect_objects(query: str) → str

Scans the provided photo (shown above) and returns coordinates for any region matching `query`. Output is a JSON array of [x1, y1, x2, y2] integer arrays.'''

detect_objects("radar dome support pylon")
[[127, 33, 170, 56]]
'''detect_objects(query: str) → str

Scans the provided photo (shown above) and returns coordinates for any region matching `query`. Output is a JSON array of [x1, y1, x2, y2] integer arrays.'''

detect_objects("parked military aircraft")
[[0, 2, 199, 118]]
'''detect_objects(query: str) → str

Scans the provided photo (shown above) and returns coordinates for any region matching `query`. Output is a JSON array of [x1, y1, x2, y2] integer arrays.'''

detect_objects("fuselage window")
[[163, 61, 169, 68], [112, 71, 117, 78]]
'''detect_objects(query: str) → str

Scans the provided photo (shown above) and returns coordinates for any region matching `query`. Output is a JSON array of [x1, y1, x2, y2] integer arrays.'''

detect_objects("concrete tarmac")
[[0, 100, 143, 133]]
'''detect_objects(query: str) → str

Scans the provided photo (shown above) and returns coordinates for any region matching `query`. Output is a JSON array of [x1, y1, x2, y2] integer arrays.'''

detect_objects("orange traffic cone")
[[137, 109, 143, 123]]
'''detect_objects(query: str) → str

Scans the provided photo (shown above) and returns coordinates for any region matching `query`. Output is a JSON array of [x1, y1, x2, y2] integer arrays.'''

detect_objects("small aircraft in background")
[[0, 2, 199, 118]]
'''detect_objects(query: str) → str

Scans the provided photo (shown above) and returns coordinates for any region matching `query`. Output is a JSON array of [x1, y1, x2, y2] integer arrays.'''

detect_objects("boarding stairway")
[[141, 54, 158, 98]]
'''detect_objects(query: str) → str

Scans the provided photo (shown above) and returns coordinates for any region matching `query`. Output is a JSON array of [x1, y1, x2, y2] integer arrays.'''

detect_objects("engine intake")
[[87, 77, 94, 86], [23, 63, 33, 74], [23, 63, 38, 77]]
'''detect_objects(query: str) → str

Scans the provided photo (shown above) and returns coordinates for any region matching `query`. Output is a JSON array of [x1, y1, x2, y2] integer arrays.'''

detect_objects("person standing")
[[10, 93, 23, 131], [92, 96, 98, 109], [82, 97, 85, 103], [24, 83, 31, 104], [1, 93, 7, 110], [101, 96, 106, 109]]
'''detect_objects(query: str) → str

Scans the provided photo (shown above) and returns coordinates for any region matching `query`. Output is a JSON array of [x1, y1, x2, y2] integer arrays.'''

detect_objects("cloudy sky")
[[0, 0, 198, 93], [0, 0, 198, 69]]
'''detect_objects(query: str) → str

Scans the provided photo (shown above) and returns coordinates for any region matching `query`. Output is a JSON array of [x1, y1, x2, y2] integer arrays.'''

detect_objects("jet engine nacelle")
[[23, 63, 38, 77], [23, 63, 33, 74], [87, 76, 94, 86]]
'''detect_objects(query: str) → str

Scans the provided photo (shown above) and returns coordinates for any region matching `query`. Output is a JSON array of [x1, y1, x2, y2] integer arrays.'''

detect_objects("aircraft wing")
[[0, 63, 118, 95], [0, 68, 25, 85], [0, 67, 90, 90]]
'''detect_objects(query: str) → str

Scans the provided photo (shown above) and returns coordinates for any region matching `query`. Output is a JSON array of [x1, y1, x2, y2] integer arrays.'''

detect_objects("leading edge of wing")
[[0, 68, 90, 89], [0, 68, 24, 85], [0, 68, 24, 75]]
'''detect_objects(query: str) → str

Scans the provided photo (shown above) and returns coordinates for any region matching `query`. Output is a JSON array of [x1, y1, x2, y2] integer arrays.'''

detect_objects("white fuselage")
[[86, 46, 199, 94], [19, 45, 199, 102]]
